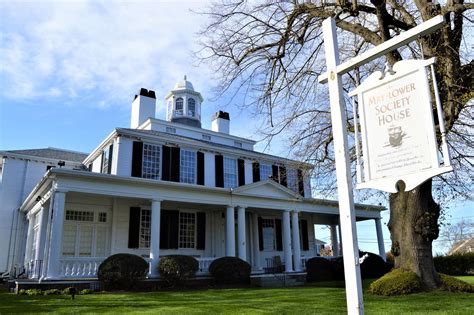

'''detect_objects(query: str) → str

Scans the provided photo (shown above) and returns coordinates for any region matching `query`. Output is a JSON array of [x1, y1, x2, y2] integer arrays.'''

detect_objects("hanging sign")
[[349, 58, 452, 193]]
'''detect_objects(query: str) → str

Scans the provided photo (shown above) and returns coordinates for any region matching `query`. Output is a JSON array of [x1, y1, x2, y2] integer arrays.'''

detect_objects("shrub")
[[79, 289, 94, 295], [209, 257, 251, 284], [434, 253, 474, 275], [439, 274, 474, 293], [331, 256, 345, 281], [157, 255, 199, 286], [359, 251, 391, 279], [17, 289, 27, 295], [43, 289, 62, 295], [98, 253, 149, 290], [369, 268, 422, 296], [306, 257, 334, 282], [25, 289, 43, 296], [385, 251, 395, 265], [62, 287, 77, 295]]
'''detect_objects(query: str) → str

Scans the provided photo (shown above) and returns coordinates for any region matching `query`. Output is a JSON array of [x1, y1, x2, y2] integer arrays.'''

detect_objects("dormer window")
[[188, 98, 196, 117], [175, 98, 184, 115]]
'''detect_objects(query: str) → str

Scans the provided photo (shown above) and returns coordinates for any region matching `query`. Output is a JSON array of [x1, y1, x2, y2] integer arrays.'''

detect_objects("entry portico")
[[17, 168, 385, 280]]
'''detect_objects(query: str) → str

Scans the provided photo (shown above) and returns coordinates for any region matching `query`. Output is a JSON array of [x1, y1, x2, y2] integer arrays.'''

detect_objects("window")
[[142, 144, 160, 180], [188, 98, 196, 116], [260, 164, 272, 181], [101, 147, 109, 174], [180, 150, 196, 184], [179, 212, 196, 248], [139, 209, 151, 248], [166, 127, 176, 133], [62, 209, 109, 257], [175, 98, 184, 115], [286, 168, 298, 193], [223, 157, 237, 188], [262, 218, 275, 251]]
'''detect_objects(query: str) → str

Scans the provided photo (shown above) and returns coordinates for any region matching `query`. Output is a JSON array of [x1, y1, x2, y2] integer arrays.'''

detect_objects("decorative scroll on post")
[[349, 58, 452, 193]]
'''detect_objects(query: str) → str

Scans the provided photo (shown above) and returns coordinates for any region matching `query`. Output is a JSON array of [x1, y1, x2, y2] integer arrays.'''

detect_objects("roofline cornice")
[[82, 129, 119, 165], [0, 151, 84, 165]]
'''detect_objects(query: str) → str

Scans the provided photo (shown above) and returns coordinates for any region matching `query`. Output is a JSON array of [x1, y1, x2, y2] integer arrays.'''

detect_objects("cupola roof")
[[173, 75, 194, 91]]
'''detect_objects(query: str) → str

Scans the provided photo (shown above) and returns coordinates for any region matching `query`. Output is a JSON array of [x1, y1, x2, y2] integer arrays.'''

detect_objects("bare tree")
[[198, 0, 473, 289], [442, 219, 474, 253]]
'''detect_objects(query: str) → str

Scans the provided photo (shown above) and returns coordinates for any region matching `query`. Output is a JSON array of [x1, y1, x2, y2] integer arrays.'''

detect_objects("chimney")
[[211, 111, 230, 134], [131, 88, 156, 129]]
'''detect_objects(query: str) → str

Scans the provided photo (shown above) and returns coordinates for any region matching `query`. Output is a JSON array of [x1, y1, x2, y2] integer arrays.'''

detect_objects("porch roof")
[[20, 169, 386, 220]]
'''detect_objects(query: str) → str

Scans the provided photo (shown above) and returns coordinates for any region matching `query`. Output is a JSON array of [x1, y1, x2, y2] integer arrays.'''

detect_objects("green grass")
[[1, 277, 472, 314]]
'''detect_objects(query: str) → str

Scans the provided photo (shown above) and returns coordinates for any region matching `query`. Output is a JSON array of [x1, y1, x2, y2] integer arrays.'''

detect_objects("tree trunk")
[[388, 179, 441, 289]]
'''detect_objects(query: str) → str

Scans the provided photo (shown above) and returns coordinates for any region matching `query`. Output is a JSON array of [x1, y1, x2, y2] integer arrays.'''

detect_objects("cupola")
[[165, 75, 203, 128]]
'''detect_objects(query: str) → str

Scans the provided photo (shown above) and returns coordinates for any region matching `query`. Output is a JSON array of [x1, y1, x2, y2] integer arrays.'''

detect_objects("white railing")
[[59, 257, 106, 278], [196, 257, 215, 274]]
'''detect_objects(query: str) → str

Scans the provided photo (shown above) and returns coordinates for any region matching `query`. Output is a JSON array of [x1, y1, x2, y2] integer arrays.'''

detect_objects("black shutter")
[[100, 151, 105, 173], [170, 147, 180, 182], [275, 218, 283, 251], [131, 141, 143, 177], [301, 219, 309, 251], [128, 207, 140, 248], [169, 210, 179, 249], [237, 159, 245, 186], [160, 210, 172, 249], [196, 212, 206, 250], [107, 144, 114, 174], [252, 162, 260, 182], [258, 217, 264, 251], [197, 151, 205, 185], [279, 166, 287, 187], [88, 164, 92, 171], [272, 165, 279, 182], [298, 169, 305, 197], [162, 146, 170, 181], [215, 155, 224, 188]]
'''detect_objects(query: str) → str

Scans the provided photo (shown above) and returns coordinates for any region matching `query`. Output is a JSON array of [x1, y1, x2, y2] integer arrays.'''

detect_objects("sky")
[[0, 0, 471, 255]]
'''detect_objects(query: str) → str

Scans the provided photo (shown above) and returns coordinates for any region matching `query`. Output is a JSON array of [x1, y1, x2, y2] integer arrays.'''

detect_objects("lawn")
[[1, 277, 472, 314]]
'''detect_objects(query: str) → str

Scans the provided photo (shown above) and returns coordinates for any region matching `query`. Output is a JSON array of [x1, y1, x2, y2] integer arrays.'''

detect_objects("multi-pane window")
[[286, 168, 299, 193], [142, 144, 161, 180], [180, 150, 196, 184], [260, 164, 273, 181], [261, 218, 275, 251], [101, 147, 111, 174], [175, 98, 184, 115], [223, 157, 237, 188], [179, 212, 196, 248], [188, 98, 196, 116], [139, 209, 151, 248], [62, 209, 109, 257]]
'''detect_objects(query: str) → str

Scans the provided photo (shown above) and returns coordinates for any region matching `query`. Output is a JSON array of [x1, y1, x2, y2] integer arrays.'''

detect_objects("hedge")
[[157, 255, 198, 286], [97, 253, 148, 290], [209, 257, 251, 284], [434, 252, 474, 275]]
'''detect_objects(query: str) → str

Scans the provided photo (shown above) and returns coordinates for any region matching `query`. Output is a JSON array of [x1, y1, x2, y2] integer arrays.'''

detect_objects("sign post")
[[318, 15, 447, 315]]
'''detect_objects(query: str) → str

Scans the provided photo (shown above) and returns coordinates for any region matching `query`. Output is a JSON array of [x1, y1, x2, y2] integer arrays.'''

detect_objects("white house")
[[4, 77, 386, 281]]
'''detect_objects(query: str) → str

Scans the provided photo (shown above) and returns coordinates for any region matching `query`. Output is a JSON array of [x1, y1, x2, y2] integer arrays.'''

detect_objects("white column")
[[330, 225, 339, 256], [34, 207, 48, 278], [46, 191, 66, 279], [226, 206, 235, 256], [338, 220, 343, 256], [282, 210, 293, 272], [375, 218, 386, 261], [291, 211, 302, 272], [252, 212, 261, 270], [149, 200, 161, 277], [237, 206, 246, 261], [24, 214, 35, 264]]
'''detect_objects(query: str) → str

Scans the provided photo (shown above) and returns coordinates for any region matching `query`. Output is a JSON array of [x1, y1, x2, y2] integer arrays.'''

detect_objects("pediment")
[[233, 180, 301, 200]]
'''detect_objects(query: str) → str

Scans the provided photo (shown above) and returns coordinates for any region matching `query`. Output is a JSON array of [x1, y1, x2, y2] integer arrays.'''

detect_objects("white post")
[[252, 212, 261, 270], [291, 211, 302, 272], [237, 206, 246, 261], [338, 221, 343, 256], [322, 18, 364, 314], [375, 218, 386, 261], [226, 206, 235, 257], [149, 200, 161, 277], [46, 191, 66, 279], [282, 210, 293, 272], [330, 225, 339, 256], [34, 207, 47, 278], [24, 214, 35, 264]]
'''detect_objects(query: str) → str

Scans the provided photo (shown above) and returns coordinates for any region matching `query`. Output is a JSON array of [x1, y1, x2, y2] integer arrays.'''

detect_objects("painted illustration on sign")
[[349, 58, 453, 193]]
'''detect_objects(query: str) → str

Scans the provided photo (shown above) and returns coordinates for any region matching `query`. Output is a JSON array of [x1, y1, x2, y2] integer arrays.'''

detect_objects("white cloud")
[[0, 0, 213, 109]]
